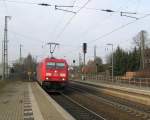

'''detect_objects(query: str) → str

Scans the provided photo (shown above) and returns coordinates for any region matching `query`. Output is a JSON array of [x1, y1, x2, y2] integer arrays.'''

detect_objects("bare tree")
[[133, 30, 150, 70]]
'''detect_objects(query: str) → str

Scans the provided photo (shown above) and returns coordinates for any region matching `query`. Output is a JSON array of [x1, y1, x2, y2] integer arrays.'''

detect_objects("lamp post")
[[106, 43, 114, 82]]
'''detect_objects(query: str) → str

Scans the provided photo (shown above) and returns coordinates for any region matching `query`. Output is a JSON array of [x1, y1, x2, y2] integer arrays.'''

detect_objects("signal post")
[[82, 43, 87, 80]]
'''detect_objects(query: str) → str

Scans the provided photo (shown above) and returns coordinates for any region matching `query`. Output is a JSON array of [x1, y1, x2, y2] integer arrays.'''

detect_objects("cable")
[[1, 0, 149, 15], [0, 0, 38, 5], [48, 0, 78, 42], [9, 31, 44, 45], [87, 13, 150, 44], [55, 0, 92, 42], [0, 0, 92, 44], [72, 0, 148, 44], [72, 0, 132, 45], [9, 30, 83, 49], [77, 14, 113, 43]]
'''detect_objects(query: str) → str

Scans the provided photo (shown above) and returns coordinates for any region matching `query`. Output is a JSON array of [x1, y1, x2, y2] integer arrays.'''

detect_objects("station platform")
[[72, 80, 150, 106], [0, 80, 75, 120]]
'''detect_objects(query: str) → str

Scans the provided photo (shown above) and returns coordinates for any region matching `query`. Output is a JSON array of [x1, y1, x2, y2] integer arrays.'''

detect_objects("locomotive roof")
[[42, 57, 67, 62]]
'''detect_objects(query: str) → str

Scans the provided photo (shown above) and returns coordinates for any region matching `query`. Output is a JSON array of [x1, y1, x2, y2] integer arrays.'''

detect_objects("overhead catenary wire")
[[48, 0, 78, 42], [1, 0, 150, 61], [71, 0, 135, 46], [87, 13, 150, 44], [9, 31, 44, 43], [41, 1, 149, 46], [0, 0, 38, 5], [9, 30, 83, 48], [9, 31, 48, 59], [54, 0, 92, 42], [0, 0, 93, 43], [76, 14, 113, 43], [0, 0, 75, 13], [1, 0, 148, 22], [2, 0, 143, 44], [65, 13, 150, 62], [0, 0, 149, 15]]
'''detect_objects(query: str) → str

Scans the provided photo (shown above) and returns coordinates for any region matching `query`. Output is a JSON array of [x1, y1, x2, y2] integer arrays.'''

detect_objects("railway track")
[[49, 81, 150, 120], [51, 93, 106, 120], [70, 82, 150, 111], [69, 82, 150, 120]]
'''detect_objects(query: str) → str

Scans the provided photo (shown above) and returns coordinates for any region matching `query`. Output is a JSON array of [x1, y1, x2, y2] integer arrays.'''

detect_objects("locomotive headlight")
[[46, 77, 49, 80], [60, 73, 66, 77], [62, 78, 65, 81]]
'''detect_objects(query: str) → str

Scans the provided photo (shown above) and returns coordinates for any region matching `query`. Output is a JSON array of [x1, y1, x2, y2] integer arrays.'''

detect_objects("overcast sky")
[[0, 0, 150, 65]]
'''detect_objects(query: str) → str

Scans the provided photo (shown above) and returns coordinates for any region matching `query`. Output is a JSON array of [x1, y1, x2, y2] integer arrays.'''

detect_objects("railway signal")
[[83, 43, 87, 54], [73, 60, 75, 64], [82, 43, 87, 66], [82, 43, 87, 80]]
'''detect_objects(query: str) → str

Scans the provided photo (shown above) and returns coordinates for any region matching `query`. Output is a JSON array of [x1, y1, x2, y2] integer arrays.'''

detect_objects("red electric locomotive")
[[36, 57, 69, 90]]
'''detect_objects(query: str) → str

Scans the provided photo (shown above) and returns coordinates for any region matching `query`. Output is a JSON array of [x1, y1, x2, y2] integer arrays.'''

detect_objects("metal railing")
[[74, 74, 150, 90]]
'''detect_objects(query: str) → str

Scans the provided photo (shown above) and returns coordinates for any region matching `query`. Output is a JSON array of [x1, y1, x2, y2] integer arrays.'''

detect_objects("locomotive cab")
[[37, 57, 69, 90]]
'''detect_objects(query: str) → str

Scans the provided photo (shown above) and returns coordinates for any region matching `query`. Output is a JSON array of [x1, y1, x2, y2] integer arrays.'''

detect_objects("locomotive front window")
[[46, 62, 55, 69], [46, 62, 65, 69], [56, 62, 65, 69]]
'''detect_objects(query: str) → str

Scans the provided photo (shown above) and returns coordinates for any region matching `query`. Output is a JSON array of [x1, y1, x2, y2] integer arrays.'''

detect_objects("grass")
[[0, 79, 17, 92]]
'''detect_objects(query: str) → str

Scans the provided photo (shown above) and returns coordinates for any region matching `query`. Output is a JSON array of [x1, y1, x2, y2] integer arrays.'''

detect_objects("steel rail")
[[60, 92, 106, 120], [69, 85, 150, 120]]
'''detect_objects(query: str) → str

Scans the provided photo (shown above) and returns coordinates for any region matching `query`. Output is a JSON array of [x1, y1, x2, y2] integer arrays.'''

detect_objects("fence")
[[74, 74, 150, 89]]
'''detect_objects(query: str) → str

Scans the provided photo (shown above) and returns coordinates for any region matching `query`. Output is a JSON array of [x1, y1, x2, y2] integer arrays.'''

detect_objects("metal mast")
[[20, 44, 23, 63], [2, 16, 11, 80], [106, 43, 114, 82], [79, 52, 82, 66], [94, 45, 97, 60]]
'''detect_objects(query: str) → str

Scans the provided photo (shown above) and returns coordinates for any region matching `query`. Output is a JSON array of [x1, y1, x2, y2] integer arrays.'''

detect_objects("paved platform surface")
[[0, 80, 75, 120]]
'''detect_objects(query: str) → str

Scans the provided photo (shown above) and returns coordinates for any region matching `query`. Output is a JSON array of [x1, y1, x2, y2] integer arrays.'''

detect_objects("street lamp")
[[106, 43, 114, 82]]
